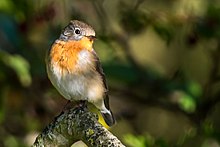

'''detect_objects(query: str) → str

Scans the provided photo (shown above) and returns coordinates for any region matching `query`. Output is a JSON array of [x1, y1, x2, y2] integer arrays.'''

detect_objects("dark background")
[[0, 0, 220, 146]]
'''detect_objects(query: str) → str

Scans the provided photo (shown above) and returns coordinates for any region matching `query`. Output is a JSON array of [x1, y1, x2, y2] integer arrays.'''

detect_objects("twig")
[[32, 106, 125, 147]]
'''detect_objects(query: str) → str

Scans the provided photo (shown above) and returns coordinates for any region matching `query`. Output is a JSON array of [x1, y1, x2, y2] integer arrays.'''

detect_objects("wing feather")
[[91, 49, 110, 110]]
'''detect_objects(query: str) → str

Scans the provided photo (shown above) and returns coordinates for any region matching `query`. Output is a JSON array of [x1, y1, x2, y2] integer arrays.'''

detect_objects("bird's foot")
[[62, 100, 87, 113], [77, 100, 87, 109]]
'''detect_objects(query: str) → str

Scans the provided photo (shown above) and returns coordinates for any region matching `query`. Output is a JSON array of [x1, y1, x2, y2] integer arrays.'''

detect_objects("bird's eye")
[[75, 28, 81, 34]]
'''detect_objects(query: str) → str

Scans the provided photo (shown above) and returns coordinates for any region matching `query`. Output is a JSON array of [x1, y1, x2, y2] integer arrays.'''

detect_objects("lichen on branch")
[[32, 106, 125, 147]]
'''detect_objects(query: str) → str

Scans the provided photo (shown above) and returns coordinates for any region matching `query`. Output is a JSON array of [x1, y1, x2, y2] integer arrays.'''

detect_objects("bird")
[[46, 20, 115, 126]]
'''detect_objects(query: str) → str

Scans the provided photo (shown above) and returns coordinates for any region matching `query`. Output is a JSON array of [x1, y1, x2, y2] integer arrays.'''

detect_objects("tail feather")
[[101, 110, 115, 126]]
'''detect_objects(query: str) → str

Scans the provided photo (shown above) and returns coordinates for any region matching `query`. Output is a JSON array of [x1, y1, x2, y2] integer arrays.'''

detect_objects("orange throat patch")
[[49, 37, 93, 73]]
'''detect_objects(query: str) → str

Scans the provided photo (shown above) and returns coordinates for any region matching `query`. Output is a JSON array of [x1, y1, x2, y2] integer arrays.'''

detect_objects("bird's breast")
[[49, 38, 95, 76]]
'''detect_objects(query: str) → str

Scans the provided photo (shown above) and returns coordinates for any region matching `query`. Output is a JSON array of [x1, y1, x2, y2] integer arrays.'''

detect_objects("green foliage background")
[[0, 0, 220, 146]]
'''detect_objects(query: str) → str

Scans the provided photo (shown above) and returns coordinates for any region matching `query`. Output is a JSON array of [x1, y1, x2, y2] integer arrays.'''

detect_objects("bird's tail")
[[101, 109, 115, 126]]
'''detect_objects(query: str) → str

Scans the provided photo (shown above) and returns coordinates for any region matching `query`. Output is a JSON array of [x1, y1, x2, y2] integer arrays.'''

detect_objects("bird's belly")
[[48, 66, 105, 102], [55, 73, 89, 101]]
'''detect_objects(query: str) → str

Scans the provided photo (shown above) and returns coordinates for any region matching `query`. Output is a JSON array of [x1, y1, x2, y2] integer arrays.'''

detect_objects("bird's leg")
[[62, 100, 73, 111], [62, 100, 87, 113], [73, 100, 87, 113], [78, 100, 87, 109]]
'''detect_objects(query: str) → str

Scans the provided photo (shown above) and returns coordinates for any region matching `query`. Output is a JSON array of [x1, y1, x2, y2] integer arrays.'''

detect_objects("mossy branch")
[[32, 106, 125, 147]]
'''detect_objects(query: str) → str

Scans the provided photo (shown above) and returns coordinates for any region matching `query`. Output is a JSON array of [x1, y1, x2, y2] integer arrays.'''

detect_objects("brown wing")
[[91, 49, 110, 110]]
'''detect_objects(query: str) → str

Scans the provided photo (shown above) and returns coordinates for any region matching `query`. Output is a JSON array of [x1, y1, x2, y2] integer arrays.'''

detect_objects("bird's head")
[[60, 20, 96, 42]]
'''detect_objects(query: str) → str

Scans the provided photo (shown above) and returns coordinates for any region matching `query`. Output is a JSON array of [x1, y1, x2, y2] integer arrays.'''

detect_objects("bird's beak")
[[87, 35, 97, 41]]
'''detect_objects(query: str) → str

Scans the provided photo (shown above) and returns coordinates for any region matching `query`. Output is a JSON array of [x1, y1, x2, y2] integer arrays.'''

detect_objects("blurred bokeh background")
[[1, 0, 220, 146]]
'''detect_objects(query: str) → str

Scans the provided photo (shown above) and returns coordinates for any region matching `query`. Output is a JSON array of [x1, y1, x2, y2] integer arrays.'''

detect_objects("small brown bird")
[[46, 20, 115, 126]]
